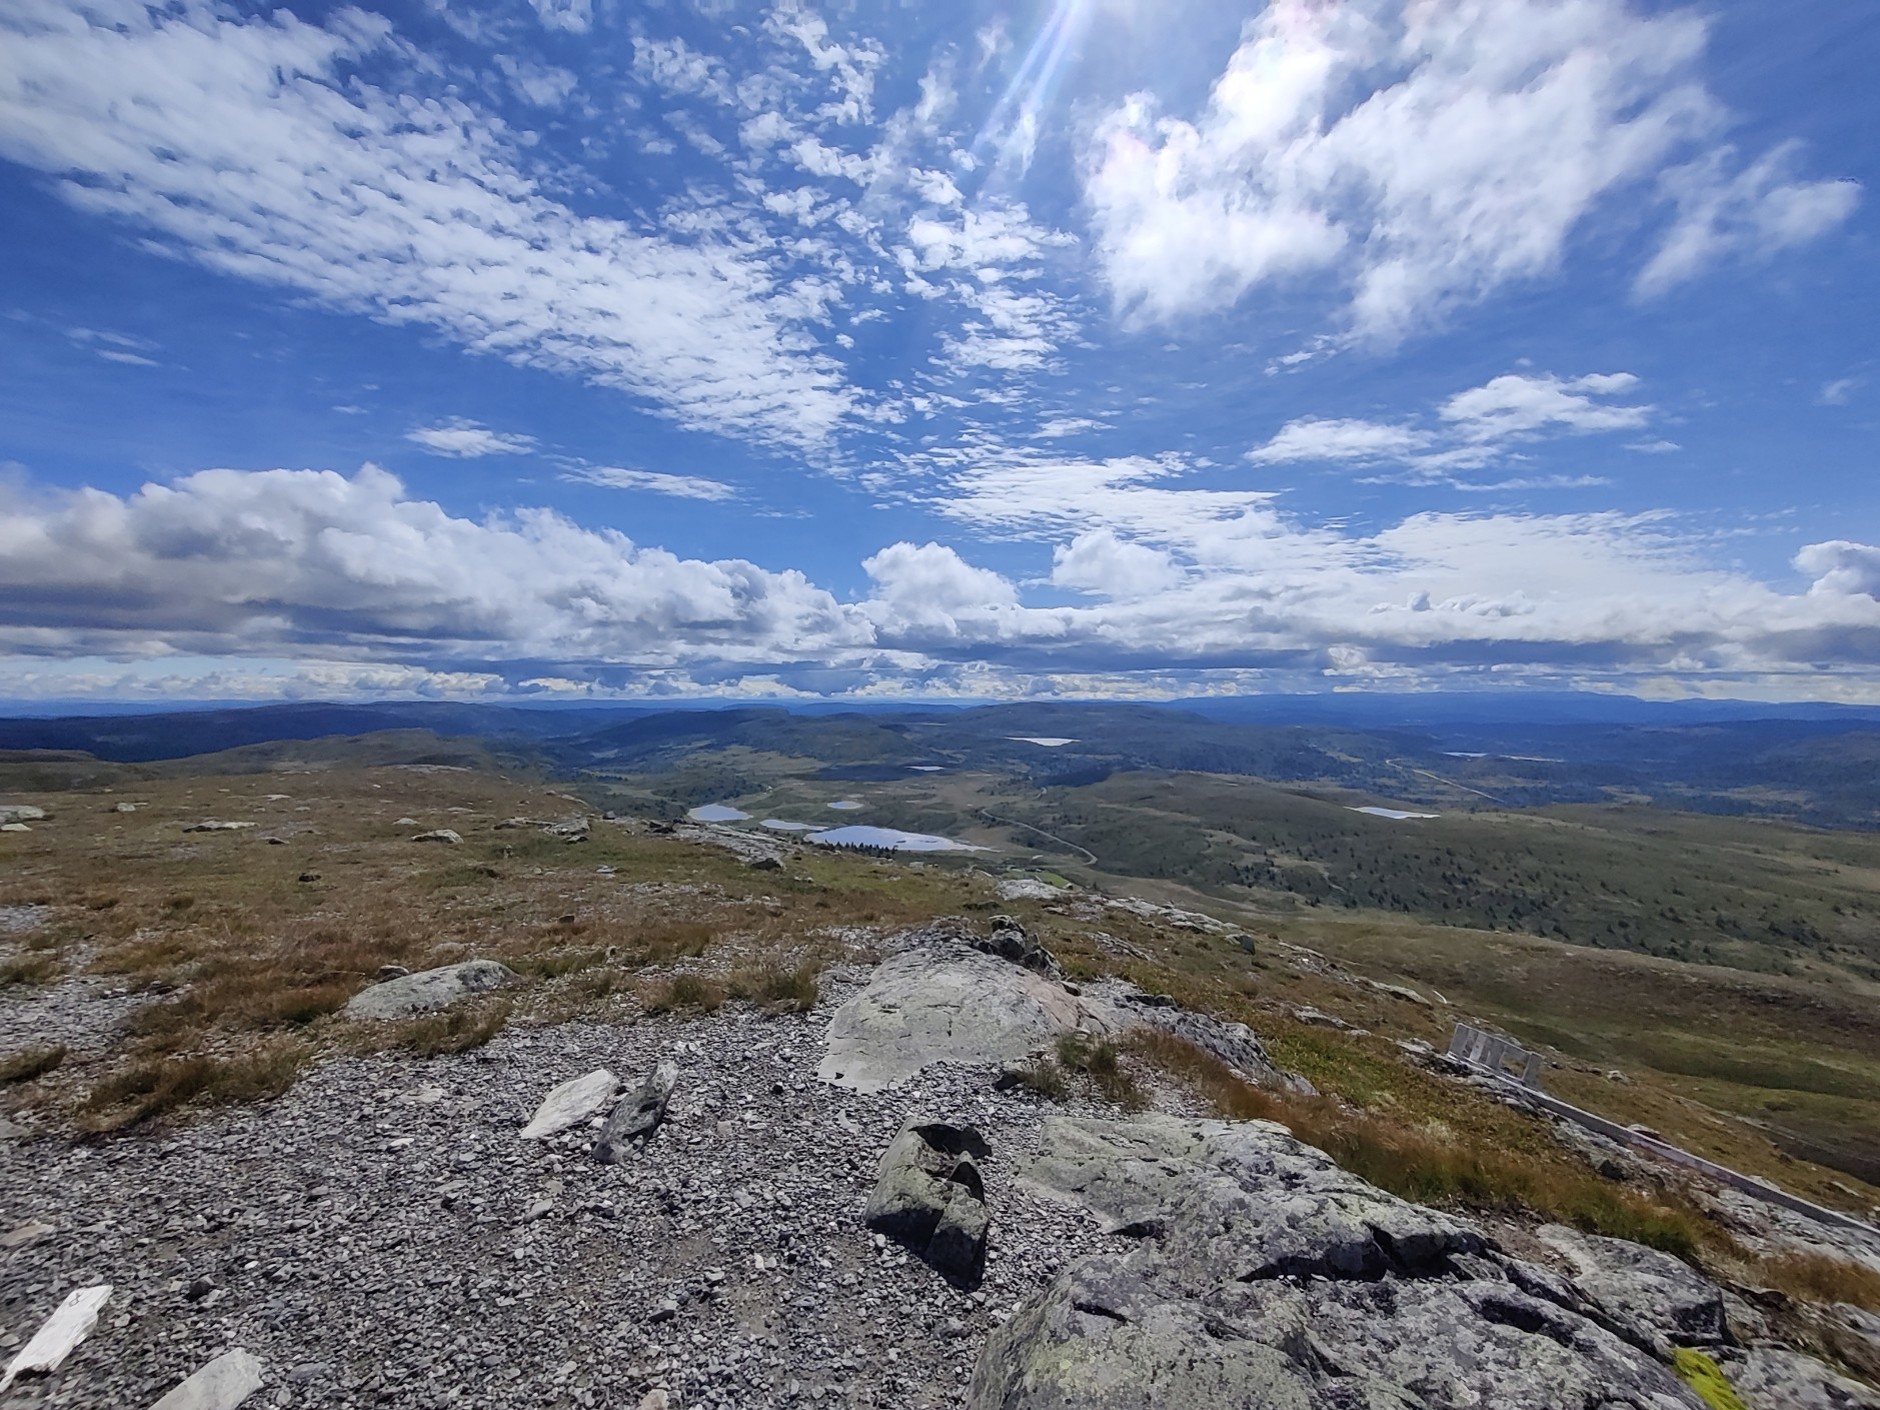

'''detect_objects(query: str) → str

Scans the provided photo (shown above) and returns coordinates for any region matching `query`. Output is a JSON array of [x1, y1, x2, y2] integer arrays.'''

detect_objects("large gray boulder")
[[817, 933, 1118, 1092], [342, 960, 517, 1020], [971, 1114, 1702, 1410], [865, 1118, 991, 1285], [0, 805, 46, 825], [1538, 1224, 1730, 1352]]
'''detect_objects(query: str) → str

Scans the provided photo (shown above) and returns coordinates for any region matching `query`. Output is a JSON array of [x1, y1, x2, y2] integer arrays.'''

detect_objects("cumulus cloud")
[[1050, 530, 1181, 599], [1084, 0, 1855, 342], [0, 0, 855, 451], [406, 421, 537, 458], [0, 466, 865, 667], [0, 466, 1877, 694], [1798, 541, 1880, 599]]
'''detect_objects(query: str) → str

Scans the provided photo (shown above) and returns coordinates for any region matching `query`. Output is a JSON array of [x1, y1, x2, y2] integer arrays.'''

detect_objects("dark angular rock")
[[595, 1060, 678, 1164], [865, 1118, 991, 1286]]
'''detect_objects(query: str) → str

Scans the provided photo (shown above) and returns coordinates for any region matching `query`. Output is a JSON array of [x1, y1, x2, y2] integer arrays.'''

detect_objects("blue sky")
[[1, 0, 1875, 704]]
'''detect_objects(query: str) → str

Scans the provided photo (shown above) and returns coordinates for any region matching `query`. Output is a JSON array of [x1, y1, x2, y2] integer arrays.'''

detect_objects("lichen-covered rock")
[[865, 1118, 991, 1285], [972, 1115, 1702, 1410], [1719, 1347, 1880, 1409], [1539, 1223, 1730, 1352], [817, 933, 1117, 1092], [341, 960, 517, 1020]]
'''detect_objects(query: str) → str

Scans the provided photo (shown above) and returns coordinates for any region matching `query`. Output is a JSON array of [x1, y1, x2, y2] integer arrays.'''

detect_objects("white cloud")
[[1247, 371, 1650, 477], [2, 466, 1877, 695], [633, 36, 733, 105], [1246, 417, 1431, 466], [528, 0, 591, 35], [1639, 143, 1861, 296], [1797, 541, 1880, 599], [1084, 0, 1854, 343], [0, 466, 865, 668], [1439, 373, 1650, 441], [0, 0, 856, 452], [561, 466, 738, 501], [1818, 377, 1859, 406], [1050, 530, 1180, 599], [406, 421, 537, 458]]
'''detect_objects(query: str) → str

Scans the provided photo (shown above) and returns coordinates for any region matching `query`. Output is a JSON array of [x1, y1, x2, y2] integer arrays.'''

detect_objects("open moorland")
[[4, 713, 1880, 1405]]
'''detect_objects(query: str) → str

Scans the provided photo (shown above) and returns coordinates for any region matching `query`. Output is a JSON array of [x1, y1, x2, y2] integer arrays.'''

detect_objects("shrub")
[[645, 973, 725, 1015], [1057, 1031, 1148, 1111], [397, 999, 513, 1057], [0, 953, 59, 987], [1672, 1349, 1747, 1410], [727, 961, 820, 1014], [1006, 1056, 1070, 1102], [80, 1041, 306, 1130], [1755, 1250, 1880, 1313]]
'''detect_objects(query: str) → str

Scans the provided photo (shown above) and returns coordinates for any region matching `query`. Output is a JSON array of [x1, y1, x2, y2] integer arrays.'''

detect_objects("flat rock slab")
[[818, 942, 1119, 1092], [342, 960, 517, 1021], [972, 1116, 1703, 1410], [1, 1285, 111, 1390], [522, 1069, 619, 1139], [1538, 1223, 1729, 1352], [148, 1350, 265, 1410]]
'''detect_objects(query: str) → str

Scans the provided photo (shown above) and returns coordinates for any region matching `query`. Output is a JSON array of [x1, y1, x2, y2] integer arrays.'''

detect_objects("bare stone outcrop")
[[342, 960, 517, 1020], [972, 1114, 1707, 1410], [816, 928, 1120, 1093]]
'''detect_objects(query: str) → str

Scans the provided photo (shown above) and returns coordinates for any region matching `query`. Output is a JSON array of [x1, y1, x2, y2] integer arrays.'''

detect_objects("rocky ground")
[[3, 919, 1879, 1409]]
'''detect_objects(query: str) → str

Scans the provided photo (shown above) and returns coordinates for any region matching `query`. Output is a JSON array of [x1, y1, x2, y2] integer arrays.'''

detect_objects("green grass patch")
[[1672, 1349, 1747, 1410]]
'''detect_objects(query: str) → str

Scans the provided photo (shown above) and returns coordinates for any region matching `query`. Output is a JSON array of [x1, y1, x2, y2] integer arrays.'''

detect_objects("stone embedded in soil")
[[341, 960, 517, 1020], [865, 1118, 992, 1285]]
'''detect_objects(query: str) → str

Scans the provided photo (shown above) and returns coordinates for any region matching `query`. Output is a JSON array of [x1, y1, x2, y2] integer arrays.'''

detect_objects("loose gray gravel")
[[0, 971, 1136, 1410]]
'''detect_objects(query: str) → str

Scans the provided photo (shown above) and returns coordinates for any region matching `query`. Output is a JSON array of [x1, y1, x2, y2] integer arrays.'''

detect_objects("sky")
[[0, 0, 1876, 706]]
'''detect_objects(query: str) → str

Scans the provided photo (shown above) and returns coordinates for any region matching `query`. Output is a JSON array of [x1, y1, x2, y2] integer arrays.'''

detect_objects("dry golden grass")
[[0, 1043, 66, 1084], [1753, 1249, 1880, 1313], [78, 1040, 308, 1132], [0, 764, 989, 1131], [1056, 1031, 1149, 1111], [1130, 1029, 1710, 1258]]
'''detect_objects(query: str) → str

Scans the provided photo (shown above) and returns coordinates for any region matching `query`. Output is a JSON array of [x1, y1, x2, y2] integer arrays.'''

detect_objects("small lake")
[[760, 819, 817, 831], [827, 800, 865, 811], [1349, 806, 1440, 821], [1008, 736, 1075, 747], [687, 804, 751, 822], [808, 825, 979, 852]]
